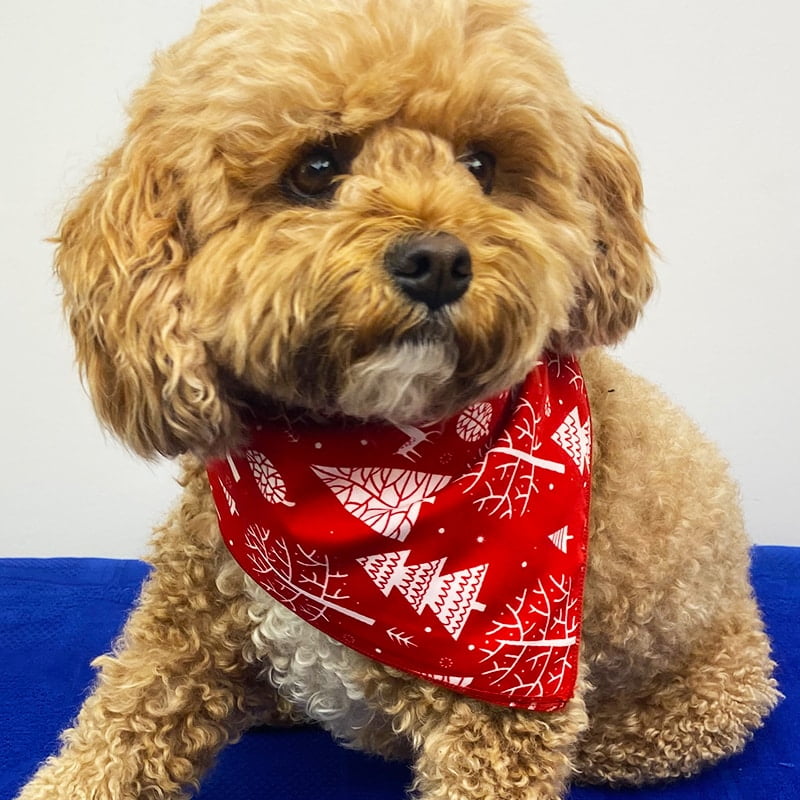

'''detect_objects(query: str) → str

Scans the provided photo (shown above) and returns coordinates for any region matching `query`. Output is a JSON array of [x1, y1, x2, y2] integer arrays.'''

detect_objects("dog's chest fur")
[[241, 575, 392, 746]]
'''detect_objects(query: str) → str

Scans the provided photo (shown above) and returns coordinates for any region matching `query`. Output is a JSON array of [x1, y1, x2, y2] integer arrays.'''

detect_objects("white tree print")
[[243, 524, 375, 626], [551, 408, 590, 475], [359, 549, 488, 640], [479, 575, 579, 701], [311, 466, 451, 541], [548, 525, 573, 554], [246, 450, 296, 507], [462, 395, 565, 518]]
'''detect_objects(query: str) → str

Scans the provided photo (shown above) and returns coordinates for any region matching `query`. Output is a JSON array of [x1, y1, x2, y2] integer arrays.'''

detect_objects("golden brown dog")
[[18, 1, 778, 798]]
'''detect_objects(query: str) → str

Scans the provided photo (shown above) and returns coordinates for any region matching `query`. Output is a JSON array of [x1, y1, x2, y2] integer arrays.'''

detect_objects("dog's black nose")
[[385, 233, 472, 310]]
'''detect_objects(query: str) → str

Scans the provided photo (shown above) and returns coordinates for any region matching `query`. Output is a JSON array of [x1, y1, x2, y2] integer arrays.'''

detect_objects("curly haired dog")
[[18, 0, 779, 798]]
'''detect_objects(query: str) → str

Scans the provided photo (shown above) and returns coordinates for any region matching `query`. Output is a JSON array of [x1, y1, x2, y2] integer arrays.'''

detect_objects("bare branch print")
[[243, 525, 375, 626], [479, 575, 579, 702], [547, 353, 584, 391], [296, 545, 350, 603], [462, 395, 565, 518]]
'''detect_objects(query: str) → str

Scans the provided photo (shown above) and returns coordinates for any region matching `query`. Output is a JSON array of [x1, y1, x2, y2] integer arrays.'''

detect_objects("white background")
[[1, 1, 798, 558]]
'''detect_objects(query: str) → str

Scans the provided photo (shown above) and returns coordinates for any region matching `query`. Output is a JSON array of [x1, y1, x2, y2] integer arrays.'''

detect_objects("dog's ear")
[[550, 107, 655, 352], [55, 140, 236, 459]]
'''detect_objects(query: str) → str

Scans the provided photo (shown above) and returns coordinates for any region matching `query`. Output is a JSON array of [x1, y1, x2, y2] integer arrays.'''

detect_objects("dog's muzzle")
[[385, 232, 472, 310]]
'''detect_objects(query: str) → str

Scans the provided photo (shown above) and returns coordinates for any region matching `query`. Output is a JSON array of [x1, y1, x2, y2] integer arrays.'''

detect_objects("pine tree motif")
[[246, 450, 295, 507], [359, 550, 488, 640], [357, 549, 407, 594], [551, 407, 590, 474], [433, 564, 489, 639], [548, 525, 572, 554], [456, 402, 493, 443], [400, 557, 448, 611], [311, 466, 451, 541]]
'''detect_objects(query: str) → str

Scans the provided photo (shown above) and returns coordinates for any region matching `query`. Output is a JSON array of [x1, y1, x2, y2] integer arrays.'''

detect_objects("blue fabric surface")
[[1, 547, 797, 799]]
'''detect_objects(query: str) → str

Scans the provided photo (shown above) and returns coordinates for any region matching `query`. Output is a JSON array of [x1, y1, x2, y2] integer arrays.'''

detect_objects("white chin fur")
[[337, 342, 457, 424]]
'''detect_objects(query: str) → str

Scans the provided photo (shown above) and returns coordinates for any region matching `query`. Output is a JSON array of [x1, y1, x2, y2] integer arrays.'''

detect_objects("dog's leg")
[[575, 597, 779, 785], [365, 670, 588, 800], [16, 469, 287, 800]]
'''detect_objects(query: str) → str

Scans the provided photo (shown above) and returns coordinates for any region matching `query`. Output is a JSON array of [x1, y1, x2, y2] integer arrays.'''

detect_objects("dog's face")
[[56, 0, 652, 458]]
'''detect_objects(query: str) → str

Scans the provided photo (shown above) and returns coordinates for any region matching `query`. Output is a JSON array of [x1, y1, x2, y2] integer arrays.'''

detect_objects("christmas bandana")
[[208, 353, 591, 711]]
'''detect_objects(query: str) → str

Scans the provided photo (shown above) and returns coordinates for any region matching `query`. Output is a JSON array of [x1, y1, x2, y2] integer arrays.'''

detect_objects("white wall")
[[1, 1, 797, 558]]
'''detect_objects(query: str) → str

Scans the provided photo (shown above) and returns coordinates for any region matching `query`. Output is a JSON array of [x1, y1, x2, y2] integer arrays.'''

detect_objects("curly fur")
[[18, 1, 777, 798]]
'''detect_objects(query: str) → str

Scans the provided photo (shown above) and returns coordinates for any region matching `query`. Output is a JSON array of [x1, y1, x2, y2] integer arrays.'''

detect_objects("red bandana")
[[208, 353, 591, 711]]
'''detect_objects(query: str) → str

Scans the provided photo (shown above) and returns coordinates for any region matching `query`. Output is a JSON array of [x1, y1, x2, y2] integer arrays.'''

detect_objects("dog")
[[17, 0, 779, 798]]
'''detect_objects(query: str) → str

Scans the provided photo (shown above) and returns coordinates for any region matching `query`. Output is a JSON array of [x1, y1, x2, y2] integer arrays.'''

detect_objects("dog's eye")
[[284, 146, 342, 201], [458, 151, 496, 194]]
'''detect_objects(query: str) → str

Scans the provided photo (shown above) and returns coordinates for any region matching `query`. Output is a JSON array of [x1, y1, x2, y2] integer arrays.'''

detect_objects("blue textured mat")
[[2, 547, 797, 799]]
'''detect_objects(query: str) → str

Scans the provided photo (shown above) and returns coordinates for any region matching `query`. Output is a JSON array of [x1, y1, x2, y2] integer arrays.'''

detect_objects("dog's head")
[[56, 0, 653, 458]]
